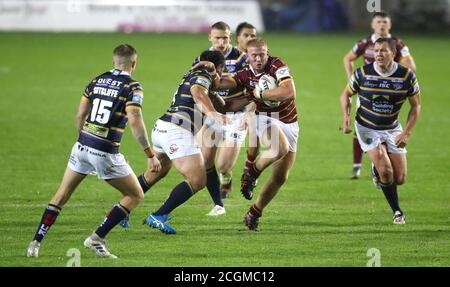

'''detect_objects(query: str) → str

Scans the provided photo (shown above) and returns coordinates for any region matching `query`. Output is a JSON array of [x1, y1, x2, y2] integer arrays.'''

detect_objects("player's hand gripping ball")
[[254, 74, 280, 108]]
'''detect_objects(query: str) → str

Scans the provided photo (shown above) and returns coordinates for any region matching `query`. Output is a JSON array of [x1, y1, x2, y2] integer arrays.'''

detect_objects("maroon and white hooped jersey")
[[233, 56, 298, 124]]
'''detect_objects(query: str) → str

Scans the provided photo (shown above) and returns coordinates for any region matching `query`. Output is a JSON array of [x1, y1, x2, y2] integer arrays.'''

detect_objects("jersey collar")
[[210, 45, 233, 58], [110, 69, 130, 76], [371, 33, 392, 43], [373, 61, 398, 77]]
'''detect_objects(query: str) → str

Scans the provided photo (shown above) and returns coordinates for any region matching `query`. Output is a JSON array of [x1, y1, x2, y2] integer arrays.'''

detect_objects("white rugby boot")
[[84, 233, 118, 259], [207, 205, 226, 216], [26, 240, 40, 258]]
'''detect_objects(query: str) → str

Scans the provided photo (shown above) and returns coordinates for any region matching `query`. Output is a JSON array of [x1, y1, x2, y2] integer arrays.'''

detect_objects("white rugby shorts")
[[151, 119, 201, 160], [68, 142, 133, 180], [355, 121, 406, 154], [204, 112, 247, 144], [255, 114, 300, 152]]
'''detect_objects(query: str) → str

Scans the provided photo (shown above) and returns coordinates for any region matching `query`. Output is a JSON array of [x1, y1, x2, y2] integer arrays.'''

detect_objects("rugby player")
[[343, 11, 416, 179], [195, 22, 253, 216], [340, 37, 421, 224], [140, 50, 228, 234], [26, 44, 160, 258], [194, 38, 299, 231]]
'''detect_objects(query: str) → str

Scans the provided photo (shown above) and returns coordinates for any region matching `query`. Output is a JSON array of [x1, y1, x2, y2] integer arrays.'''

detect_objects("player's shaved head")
[[247, 37, 267, 49], [211, 21, 230, 32], [113, 44, 137, 69]]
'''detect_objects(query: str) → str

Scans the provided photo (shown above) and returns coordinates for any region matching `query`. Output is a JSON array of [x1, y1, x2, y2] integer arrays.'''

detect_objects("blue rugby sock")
[[380, 182, 402, 214], [95, 204, 129, 238], [154, 181, 193, 215], [206, 167, 223, 207], [33, 204, 61, 242]]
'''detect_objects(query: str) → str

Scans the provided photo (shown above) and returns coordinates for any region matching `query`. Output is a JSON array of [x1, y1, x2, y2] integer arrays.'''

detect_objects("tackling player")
[[195, 38, 299, 231], [26, 44, 160, 258], [139, 50, 228, 234], [343, 11, 416, 179], [340, 38, 421, 224]]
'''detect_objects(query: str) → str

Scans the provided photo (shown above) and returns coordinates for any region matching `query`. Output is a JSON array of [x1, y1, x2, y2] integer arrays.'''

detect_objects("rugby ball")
[[258, 75, 280, 108]]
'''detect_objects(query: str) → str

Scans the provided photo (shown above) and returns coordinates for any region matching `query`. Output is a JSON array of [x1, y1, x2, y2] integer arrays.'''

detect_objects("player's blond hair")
[[113, 44, 137, 68], [246, 38, 267, 49]]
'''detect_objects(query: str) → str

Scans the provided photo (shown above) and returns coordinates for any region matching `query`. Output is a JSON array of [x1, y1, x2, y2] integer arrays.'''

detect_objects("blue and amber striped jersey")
[[159, 68, 213, 134], [193, 46, 247, 105], [78, 69, 144, 153], [348, 63, 420, 130]]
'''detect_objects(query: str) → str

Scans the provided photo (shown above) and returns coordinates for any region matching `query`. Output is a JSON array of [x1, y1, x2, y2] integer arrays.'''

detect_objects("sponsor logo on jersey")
[[195, 77, 211, 90]]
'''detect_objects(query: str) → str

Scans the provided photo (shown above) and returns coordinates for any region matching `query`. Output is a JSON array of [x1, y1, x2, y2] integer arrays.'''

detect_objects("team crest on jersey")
[[169, 144, 179, 154], [366, 138, 373, 144], [393, 83, 404, 90]]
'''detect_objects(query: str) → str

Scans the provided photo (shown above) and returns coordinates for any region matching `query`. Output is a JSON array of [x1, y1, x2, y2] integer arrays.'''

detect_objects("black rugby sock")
[[33, 204, 61, 242], [138, 173, 150, 193], [154, 181, 193, 215], [95, 204, 129, 238], [380, 182, 402, 214], [206, 167, 223, 207]]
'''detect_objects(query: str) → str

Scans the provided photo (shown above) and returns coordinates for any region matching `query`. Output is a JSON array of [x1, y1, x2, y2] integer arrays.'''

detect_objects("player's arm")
[[76, 97, 91, 132], [126, 106, 161, 172], [343, 50, 359, 79], [339, 85, 355, 134], [191, 85, 228, 125], [254, 78, 296, 102], [191, 61, 238, 90], [399, 55, 417, 72], [395, 93, 421, 148]]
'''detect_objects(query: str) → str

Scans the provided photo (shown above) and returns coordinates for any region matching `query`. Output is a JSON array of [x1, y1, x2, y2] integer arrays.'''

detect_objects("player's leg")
[[198, 124, 225, 214], [389, 153, 407, 186], [241, 124, 289, 200], [352, 97, 363, 179], [366, 145, 403, 222], [84, 172, 143, 258], [244, 151, 296, 231], [352, 134, 364, 179], [139, 151, 172, 193], [27, 167, 86, 258], [216, 140, 242, 198], [145, 153, 207, 234], [387, 152, 407, 224]]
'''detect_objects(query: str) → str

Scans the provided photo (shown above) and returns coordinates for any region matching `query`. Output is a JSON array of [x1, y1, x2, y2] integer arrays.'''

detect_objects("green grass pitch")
[[0, 32, 449, 267]]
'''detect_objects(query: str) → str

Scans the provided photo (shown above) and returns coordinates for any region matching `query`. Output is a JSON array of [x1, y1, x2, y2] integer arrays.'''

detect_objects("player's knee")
[[216, 161, 231, 174], [133, 189, 145, 204], [396, 174, 406, 185], [188, 174, 206, 192], [378, 166, 394, 182]]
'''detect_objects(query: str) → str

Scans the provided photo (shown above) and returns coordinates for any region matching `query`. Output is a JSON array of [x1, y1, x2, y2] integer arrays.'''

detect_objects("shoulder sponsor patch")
[[194, 77, 211, 90], [275, 66, 291, 80], [131, 93, 143, 105]]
